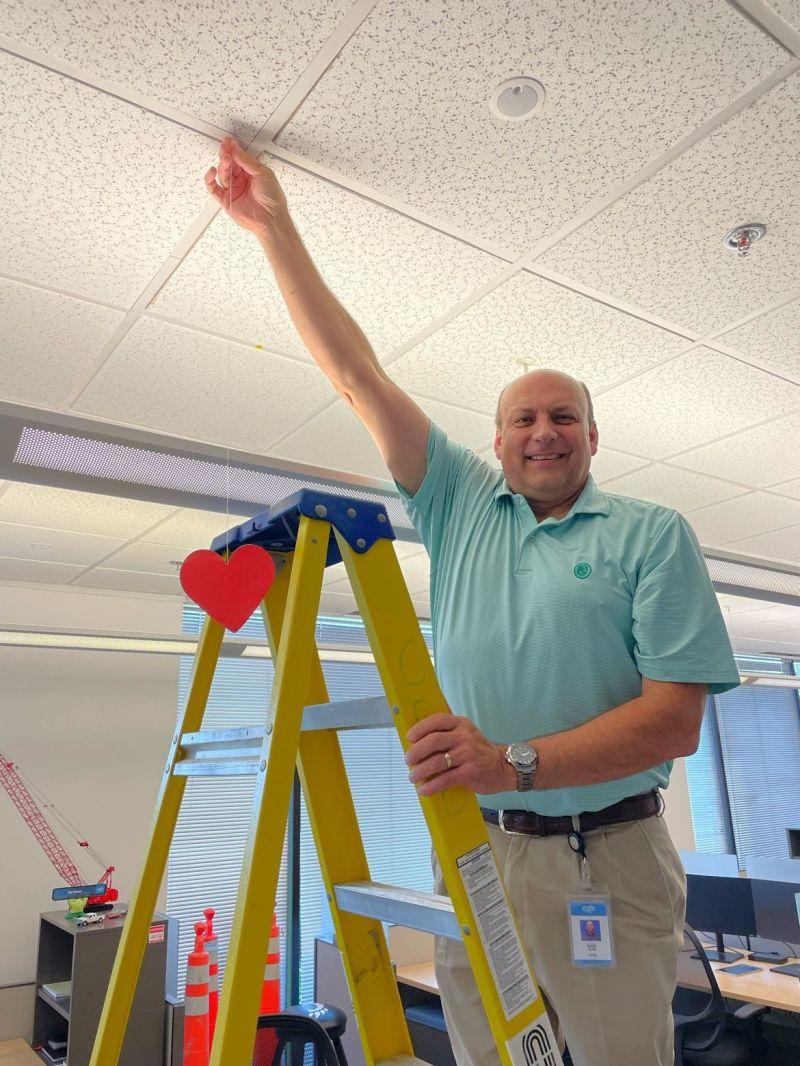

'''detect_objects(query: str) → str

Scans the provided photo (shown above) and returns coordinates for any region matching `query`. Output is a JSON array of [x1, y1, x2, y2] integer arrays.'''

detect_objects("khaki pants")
[[433, 814, 686, 1066]]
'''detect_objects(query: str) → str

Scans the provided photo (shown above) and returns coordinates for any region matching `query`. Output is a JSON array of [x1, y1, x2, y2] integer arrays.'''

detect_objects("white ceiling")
[[1, 0, 800, 652]]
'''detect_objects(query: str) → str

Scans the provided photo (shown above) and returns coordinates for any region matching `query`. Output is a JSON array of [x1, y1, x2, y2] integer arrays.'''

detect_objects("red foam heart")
[[180, 544, 276, 632]]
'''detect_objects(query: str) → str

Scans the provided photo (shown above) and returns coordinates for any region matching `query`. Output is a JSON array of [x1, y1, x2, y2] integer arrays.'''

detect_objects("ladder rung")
[[333, 882, 460, 939], [173, 697, 394, 776]]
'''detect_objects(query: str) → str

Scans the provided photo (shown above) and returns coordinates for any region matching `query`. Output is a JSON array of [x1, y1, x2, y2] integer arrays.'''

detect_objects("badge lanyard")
[[566, 816, 616, 968]]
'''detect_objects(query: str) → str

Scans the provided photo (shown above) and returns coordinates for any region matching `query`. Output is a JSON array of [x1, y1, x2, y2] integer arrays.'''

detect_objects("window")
[[686, 679, 800, 868]]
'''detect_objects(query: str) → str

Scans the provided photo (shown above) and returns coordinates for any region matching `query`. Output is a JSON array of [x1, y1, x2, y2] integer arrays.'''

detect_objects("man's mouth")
[[525, 453, 567, 463]]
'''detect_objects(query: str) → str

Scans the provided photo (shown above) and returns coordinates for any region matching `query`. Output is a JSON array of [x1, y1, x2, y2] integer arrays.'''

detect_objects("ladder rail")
[[88, 615, 226, 1066]]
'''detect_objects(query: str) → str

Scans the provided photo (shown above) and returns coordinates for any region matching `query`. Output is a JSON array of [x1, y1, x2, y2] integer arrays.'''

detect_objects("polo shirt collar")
[[493, 472, 610, 519]]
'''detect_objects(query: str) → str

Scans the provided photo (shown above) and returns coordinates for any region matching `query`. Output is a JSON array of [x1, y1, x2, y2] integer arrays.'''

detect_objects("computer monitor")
[[751, 878, 800, 943], [685, 874, 757, 962]]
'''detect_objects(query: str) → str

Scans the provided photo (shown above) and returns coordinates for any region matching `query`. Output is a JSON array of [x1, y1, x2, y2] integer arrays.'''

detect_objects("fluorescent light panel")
[[13, 426, 414, 533]]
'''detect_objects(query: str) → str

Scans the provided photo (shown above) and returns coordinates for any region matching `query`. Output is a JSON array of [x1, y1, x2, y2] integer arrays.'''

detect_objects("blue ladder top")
[[209, 489, 396, 567]]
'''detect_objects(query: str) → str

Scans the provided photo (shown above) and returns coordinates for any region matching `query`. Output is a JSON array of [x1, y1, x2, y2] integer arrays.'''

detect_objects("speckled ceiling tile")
[[1, 52, 214, 306], [0, 483, 176, 537], [686, 491, 800, 547], [600, 464, 748, 514], [3, 0, 352, 140], [0, 278, 124, 407], [277, 0, 784, 254], [592, 347, 800, 459], [140, 506, 252, 549], [668, 412, 800, 488], [718, 297, 800, 385], [270, 395, 496, 482], [72, 315, 335, 455], [152, 159, 507, 360], [770, 1, 800, 29], [389, 270, 689, 413], [541, 74, 800, 335]]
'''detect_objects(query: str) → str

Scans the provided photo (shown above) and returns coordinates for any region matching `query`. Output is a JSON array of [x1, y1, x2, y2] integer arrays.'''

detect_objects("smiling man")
[[207, 140, 741, 1066]]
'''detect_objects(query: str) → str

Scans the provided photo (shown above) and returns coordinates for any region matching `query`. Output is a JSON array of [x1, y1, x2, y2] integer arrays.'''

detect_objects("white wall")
[[662, 757, 696, 852], [0, 582, 183, 1040]]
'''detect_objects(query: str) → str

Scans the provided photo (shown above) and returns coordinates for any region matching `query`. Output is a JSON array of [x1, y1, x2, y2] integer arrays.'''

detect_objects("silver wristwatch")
[[504, 742, 538, 792]]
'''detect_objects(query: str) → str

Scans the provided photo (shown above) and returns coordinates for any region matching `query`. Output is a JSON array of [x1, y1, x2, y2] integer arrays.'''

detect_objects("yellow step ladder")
[[89, 489, 562, 1066]]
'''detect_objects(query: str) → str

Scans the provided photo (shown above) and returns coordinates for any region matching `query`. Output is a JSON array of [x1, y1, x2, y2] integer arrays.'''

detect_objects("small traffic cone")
[[203, 907, 219, 1049], [183, 922, 210, 1066], [253, 913, 280, 1065]]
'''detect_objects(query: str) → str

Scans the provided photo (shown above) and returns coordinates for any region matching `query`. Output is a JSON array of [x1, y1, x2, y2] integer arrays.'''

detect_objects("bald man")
[[208, 140, 740, 1066]]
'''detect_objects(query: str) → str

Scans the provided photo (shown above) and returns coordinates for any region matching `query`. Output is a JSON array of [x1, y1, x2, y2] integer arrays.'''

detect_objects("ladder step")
[[377, 1058, 433, 1065], [172, 697, 394, 776], [333, 882, 460, 939]]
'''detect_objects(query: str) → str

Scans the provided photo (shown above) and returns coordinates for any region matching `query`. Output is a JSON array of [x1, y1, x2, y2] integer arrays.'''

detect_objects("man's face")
[[493, 372, 598, 508], [586, 921, 596, 936]]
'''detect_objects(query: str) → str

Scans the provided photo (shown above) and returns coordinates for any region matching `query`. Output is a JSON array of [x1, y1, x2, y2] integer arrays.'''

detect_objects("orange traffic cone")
[[203, 907, 219, 1048], [183, 922, 210, 1066], [252, 913, 280, 1065]]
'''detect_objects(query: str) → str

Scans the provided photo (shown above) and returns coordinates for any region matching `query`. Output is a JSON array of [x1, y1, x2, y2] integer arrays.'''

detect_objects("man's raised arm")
[[205, 138, 430, 496]]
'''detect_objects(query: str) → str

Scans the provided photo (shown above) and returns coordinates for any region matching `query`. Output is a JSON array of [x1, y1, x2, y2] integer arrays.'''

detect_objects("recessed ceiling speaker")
[[488, 77, 546, 122]]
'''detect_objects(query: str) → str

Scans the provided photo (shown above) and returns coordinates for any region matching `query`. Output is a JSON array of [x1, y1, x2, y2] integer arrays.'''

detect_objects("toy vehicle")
[[75, 912, 105, 927]]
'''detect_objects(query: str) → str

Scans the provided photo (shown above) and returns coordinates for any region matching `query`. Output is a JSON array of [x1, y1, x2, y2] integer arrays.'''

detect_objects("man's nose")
[[529, 420, 558, 442]]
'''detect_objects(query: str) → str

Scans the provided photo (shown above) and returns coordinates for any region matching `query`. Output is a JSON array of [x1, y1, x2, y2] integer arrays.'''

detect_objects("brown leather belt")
[[481, 789, 661, 837]]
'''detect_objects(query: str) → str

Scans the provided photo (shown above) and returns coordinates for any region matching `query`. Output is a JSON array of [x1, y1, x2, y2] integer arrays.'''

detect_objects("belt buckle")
[[497, 809, 513, 835]]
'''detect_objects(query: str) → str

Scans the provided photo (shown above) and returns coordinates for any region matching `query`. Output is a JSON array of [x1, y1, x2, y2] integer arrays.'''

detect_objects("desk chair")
[[254, 1010, 345, 1066], [673, 925, 768, 1066]]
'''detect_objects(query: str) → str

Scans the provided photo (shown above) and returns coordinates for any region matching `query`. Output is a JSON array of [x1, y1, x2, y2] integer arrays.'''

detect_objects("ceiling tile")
[[73, 316, 334, 454], [0, 523, 125, 566], [0, 483, 176, 537], [686, 492, 800, 547], [592, 348, 800, 458], [73, 567, 183, 595], [602, 465, 748, 513], [3, 0, 351, 140], [770, 1, 800, 28], [723, 524, 800, 565], [0, 279, 124, 406], [716, 593, 777, 616], [278, 0, 783, 253], [541, 75, 800, 334], [323, 539, 423, 588], [670, 412, 800, 486], [389, 271, 688, 412], [152, 161, 505, 360], [141, 507, 253, 550], [768, 478, 800, 501], [0, 53, 213, 306], [0, 556, 85, 584], [96, 541, 194, 576], [718, 297, 800, 384], [590, 449, 651, 484], [271, 396, 496, 482], [318, 589, 358, 617]]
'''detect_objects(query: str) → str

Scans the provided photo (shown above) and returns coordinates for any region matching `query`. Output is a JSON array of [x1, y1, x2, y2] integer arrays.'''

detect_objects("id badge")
[[567, 892, 615, 968]]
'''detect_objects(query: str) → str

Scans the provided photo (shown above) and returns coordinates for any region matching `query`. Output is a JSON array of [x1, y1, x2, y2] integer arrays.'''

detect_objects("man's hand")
[[204, 137, 288, 239], [405, 713, 515, 797]]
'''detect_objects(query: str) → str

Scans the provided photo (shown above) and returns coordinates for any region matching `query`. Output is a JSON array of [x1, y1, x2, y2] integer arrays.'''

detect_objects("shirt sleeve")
[[394, 421, 475, 557], [631, 510, 741, 695]]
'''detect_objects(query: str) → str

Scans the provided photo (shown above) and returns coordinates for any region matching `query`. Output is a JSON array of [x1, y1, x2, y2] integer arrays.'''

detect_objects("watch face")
[[508, 742, 536, 768]]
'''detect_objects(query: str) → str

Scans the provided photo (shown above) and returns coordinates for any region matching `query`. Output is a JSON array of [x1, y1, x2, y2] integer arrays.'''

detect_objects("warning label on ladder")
[[506, 1016, 561, 1066], [457, 842, 538, 1021]]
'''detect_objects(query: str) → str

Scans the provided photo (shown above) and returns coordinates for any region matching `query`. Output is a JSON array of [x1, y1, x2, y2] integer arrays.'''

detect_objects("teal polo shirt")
[[397, 423, 741, 816]]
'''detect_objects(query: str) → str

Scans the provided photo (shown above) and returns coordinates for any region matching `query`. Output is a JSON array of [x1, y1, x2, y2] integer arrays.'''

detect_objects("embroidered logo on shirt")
[[573, 562, 592, 579]]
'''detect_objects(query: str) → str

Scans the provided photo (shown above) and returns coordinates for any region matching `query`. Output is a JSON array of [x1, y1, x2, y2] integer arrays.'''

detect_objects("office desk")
[[398, 958, 800, 1014]]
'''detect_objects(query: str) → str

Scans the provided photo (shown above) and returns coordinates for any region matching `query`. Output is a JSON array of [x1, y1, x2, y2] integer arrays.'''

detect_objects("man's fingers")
[[204, 168, 225, 204], [406, 713, 456, 745], [224, 138, 267, 177]]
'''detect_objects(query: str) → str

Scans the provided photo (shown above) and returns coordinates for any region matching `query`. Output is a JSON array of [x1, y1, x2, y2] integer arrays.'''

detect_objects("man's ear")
[[494, 427, 502, 460], [589, 422, 599, 456]]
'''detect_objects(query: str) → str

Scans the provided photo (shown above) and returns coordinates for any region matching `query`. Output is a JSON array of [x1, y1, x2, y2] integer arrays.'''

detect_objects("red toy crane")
[[0, 749, 118, 909]]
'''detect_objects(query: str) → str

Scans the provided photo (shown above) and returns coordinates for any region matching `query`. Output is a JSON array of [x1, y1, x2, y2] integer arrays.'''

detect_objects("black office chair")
[[673, 924, 768, 1065], [254, 1004, 349, 1066]]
